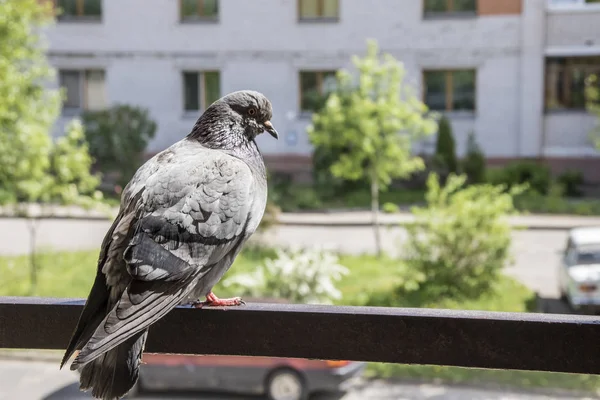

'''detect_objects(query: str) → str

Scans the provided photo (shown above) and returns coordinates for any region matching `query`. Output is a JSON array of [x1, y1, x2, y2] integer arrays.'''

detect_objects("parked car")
[[558, 227, 600, 314], [128, 353, 365, 400]]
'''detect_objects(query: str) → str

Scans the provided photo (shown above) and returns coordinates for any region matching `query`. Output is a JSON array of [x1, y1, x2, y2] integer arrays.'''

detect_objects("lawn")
[[1, 247, 598, 395]]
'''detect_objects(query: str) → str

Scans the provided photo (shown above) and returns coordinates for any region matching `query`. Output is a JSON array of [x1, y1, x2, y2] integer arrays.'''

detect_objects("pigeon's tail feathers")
[[79, 329, 148, 400], [61, 271, 110, 369]]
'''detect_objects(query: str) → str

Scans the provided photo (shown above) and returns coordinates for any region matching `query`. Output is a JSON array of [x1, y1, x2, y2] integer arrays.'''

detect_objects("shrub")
[[223, 246, 349, 304], [385, 173, 524, 306], [462, 132, 486, 184], [487, 160, 551, 195], [434, 115, 458, 175], [382, 202, 400, 214], [82, 104, 157, 187], [557, 169, 584, 197]]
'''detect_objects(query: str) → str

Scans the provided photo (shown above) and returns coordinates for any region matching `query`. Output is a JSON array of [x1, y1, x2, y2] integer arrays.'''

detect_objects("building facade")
[[46, 0, 600, 181]]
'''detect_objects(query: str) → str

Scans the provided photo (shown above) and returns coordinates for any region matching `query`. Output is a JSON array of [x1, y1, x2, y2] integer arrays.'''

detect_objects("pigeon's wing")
[[71, 147, 255, 368], [60, 157, 161, 369]]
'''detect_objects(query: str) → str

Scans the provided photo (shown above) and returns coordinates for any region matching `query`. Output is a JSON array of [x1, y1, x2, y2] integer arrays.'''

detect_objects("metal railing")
[[1, 296, 600, 374]]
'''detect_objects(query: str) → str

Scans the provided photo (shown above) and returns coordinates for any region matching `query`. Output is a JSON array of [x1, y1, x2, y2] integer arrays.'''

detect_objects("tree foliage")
[[434, 115, 458, 174], [462, 131, 486, 184], [0, 0, 60, 204], [0, 0, 104, 294], [82, 104, 157, 187], [308, 39, 437, 256], [394, 174, 525, 305], [44, 120, 103, 206]]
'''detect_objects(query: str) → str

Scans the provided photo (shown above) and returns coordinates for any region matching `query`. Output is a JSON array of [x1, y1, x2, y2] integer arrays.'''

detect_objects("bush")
[[462, 132, 486, 184], [223, 246, 349, 304], [82, 104, 157, 187], [487, 160, 551, 195], [557, 169, 584, 197], [312, 144, 367, 200], [434, 116, 458, 175], [382, 173, 524, 306]]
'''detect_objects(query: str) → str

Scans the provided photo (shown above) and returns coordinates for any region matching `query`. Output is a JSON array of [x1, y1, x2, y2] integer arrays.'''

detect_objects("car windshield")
[[575, 245, 600, 265]]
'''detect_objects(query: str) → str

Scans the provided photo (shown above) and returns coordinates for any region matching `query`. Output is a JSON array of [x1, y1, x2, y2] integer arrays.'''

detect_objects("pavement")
[[4, 204, 600, 230], [0, 359, 595, 400]]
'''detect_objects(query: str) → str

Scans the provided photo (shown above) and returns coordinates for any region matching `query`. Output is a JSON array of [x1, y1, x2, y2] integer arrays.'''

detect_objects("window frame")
[[297, 0, 340, 23], [422, 68, 477, 113], [54, 0, 103, 22], [298, 70, 337, 114], [59, 69, 106, 115], [544, 56, 600, 112], [179, 0, 220, 23], [182, 70, 221, 114], [423, 0, 478, 19]]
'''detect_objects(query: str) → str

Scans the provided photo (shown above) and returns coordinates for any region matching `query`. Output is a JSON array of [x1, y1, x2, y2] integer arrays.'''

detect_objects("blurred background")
[[2, 0, 600, 399]]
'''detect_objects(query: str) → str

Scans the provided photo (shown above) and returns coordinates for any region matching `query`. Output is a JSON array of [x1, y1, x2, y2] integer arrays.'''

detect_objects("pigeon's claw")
[[192, 292, 245, 308]]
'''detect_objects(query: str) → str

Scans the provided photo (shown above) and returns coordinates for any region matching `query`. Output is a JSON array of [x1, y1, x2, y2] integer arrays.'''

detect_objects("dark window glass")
[[423, 71, 447, 111], [59, 70, 82, 109], [183, 72, 200, 111], [300, 71, 337, 112], [452, 70, 476, 111]]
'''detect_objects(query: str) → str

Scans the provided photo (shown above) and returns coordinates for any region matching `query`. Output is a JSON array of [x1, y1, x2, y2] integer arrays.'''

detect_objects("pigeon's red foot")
[[192, 292, 245, 308]]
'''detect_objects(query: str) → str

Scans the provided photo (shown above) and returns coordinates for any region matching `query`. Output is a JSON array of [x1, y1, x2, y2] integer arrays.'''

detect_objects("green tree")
[[586, 74, 600, 150], [0, 0, 60, 204], [0, 0, 104, 293], [462, 131, 486, 184], [308, 40, 437, 256], [434, 115, 458, 175], [394, 174, 525, 305], [82, 104, 157, 188]]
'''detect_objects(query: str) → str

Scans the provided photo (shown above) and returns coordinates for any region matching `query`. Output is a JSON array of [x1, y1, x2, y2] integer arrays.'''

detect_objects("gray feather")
[[60, 90, 274, 400]]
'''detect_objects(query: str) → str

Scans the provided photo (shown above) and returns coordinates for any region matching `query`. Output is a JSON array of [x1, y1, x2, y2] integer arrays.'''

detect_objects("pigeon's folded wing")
[[72, 151, 255, 368]]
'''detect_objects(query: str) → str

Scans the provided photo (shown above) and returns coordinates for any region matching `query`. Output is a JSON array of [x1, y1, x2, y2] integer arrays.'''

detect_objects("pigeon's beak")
[[263, 120, 279, 140]]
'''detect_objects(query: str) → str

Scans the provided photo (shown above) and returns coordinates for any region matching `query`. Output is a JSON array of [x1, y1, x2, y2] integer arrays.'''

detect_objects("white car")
[[558, 227, 600, 314]]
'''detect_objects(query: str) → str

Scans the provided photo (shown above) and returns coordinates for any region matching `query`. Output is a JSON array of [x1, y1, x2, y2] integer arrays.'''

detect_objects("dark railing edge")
[[2, 296, 600, 375]]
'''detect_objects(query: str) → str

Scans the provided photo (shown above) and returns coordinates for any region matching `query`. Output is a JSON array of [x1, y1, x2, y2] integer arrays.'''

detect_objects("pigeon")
[[60, 90, 279, 400]]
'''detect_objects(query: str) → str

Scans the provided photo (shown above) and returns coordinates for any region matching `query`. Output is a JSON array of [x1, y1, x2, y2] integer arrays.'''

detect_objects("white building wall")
[[542, 3, 600, 158], [46, 0, 526, 159]]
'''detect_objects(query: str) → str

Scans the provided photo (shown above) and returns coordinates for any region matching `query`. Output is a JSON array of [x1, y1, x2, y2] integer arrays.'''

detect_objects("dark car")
[[128, 353, 365, 400]]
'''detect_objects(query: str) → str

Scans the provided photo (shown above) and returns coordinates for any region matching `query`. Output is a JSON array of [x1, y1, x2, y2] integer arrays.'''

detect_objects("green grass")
[[1, 247, 598, 394], [366, 364, 600, 394]]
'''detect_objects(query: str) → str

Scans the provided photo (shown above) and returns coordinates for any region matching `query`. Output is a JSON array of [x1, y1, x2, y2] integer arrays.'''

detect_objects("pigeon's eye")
[[247, 107, 257, 116]]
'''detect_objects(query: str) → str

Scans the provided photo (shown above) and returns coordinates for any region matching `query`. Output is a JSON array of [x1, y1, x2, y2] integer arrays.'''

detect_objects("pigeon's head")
[[218, 90, 279, 141], [190, 90, 279, 149]]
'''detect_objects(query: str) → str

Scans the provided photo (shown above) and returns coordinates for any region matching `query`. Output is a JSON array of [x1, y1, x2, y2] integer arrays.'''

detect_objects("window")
[[545, 56, 600, 110], [298, 0, 339, 21], [55, 0, 102, 21], [423, 69, 476, 112], [180, 0, 219, 21], [183, 71, 221, 112], [423, 0, 477, 17], [299, 71, 337, 112], [59, 69, 106, 113]]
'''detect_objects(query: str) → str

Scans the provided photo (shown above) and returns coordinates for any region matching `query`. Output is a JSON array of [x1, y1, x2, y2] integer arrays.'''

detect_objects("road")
[[0, 218, 569, 297], [0, 359, 593, 400]]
